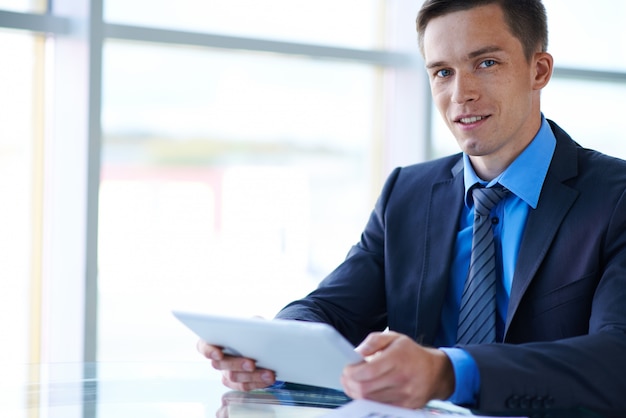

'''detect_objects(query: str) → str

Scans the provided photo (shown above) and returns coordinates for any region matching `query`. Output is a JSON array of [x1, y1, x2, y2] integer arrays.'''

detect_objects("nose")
[[450, 72, 479, 104]]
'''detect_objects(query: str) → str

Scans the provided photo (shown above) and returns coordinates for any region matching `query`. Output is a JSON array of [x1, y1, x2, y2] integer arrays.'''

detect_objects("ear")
[[531, 52, 553, 90]]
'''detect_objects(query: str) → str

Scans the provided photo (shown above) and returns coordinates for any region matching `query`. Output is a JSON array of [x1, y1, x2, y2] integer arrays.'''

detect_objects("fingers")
[[212, 354, 257, 373], [342, 339, 398, 402], [343, 332, 404, 396], [196, 340, 257, 374], [197, 339, 224, 361], [197, 339, 276, 391], [221, 368, 276, 392], [341, 363, 396, 402], [354, 331, 399, 357], [215, 355, 276, 390], [342, 332, 453, 409]]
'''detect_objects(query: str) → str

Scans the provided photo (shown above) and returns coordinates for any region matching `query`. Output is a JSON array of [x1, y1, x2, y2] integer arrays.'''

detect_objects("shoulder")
[[548, 119, 626, 186], [373, 153, 463, 216], [384, 153, 463, 190]]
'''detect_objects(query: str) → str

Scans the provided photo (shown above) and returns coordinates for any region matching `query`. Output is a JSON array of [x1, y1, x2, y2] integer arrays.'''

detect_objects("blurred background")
[[1, 0, 626, 371]]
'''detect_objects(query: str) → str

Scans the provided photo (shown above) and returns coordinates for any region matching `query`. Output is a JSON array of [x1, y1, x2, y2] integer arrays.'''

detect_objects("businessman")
[[198, 0, 626, 413]]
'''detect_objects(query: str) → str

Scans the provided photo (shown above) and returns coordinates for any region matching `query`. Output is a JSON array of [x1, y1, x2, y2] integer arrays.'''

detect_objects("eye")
[[436, 68, 452, 78], [479, 59, 496, 68]]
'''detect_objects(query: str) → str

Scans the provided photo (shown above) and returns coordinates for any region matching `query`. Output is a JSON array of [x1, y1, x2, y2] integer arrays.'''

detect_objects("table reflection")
[[1, 363, 612, 417], [0, 363, 347, 418], [218, 382, 351, 418]]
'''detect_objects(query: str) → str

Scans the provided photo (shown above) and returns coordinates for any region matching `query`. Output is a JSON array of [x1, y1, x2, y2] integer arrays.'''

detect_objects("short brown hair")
[[416, 0, 548, 61]]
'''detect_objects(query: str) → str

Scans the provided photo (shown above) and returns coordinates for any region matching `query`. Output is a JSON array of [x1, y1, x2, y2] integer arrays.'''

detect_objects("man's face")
[[423, 4, 548, 177]]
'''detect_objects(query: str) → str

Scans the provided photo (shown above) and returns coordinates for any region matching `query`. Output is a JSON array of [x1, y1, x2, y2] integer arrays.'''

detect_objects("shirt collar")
[[463, 115, 556, 209]]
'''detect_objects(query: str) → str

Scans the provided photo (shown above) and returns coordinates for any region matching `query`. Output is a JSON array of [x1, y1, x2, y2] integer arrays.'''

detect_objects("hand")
[[340, 331, 455, 409], [197, 340, 276, 391]]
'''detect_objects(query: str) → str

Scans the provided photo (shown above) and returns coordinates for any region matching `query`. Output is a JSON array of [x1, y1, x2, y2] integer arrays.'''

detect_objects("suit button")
[[506, 395, 520, 409]]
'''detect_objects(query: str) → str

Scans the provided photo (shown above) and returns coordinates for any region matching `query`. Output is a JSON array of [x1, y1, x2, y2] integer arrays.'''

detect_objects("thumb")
[[355, 331, 398, 357]]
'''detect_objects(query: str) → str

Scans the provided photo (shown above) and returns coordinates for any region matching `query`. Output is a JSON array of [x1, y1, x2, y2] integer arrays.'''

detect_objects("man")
[[199, 0, 626, 414]]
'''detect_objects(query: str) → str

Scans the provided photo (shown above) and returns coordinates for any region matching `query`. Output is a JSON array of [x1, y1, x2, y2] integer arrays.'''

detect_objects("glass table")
[[0, 361, 352, 418], [0, 362, 616, 417]]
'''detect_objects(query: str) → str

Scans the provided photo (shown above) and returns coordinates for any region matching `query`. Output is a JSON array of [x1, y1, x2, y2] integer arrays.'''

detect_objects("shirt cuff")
[[439, 347, 480, 406]]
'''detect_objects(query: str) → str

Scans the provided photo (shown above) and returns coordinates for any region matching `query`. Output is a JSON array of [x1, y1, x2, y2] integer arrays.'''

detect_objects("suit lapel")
[[504, 121, 580, 335], [416, 159, 465, 343]]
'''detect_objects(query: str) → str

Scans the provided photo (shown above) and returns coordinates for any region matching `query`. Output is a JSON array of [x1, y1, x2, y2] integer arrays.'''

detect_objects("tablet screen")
[[172, 310, 363, 390]]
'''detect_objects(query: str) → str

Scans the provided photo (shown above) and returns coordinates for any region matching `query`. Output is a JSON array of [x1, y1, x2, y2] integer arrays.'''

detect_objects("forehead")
[[422, 4, 521, 64]]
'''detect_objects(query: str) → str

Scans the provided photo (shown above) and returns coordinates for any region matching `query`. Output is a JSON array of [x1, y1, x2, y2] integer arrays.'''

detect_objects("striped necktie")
[[457, 185, 508, 344]]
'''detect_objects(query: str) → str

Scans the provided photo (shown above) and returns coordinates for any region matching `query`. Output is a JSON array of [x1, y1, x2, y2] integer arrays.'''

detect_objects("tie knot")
[[472, 186, 508, 217]]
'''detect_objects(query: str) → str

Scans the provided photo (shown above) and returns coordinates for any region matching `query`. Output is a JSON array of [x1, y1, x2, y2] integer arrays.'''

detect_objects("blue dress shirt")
[[439, 116, 556, 405]]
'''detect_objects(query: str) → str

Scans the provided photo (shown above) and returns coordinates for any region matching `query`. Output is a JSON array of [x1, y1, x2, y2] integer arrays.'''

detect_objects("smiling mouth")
[[456, 115, 489, 125]]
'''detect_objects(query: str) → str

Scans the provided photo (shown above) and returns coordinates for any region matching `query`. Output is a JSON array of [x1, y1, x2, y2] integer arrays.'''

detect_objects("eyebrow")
[[468, 45, 503, 58], [425, 45, 505, 69]]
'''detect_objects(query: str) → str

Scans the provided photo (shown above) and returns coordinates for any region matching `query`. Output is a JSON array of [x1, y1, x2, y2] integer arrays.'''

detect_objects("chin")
[[460, 143, 490, 157], [456, 139, 479, 153]]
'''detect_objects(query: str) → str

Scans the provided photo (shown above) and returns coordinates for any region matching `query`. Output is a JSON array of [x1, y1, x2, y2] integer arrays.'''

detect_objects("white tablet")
[[172, 310, 363, 390]]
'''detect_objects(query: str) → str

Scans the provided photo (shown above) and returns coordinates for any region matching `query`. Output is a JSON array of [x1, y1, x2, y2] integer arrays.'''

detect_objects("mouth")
[[455, 115, 490, 125]]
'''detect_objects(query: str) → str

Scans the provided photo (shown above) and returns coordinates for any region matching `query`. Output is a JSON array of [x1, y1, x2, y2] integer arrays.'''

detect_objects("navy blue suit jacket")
[[277, 120, 626, 413]]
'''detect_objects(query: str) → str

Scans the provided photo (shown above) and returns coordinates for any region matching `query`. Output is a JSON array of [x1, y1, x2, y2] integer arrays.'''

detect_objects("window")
[[0, 29, 43, 365], [0, 0, 426, 367], [94, 0, 429, 362], [105, 0, 384, 49], [98, 41, 380, 360], [542, 79, 626, 158], [544, 0, 626, 72], [0, 0, 44, 13], [2, 0, 625, 372]]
